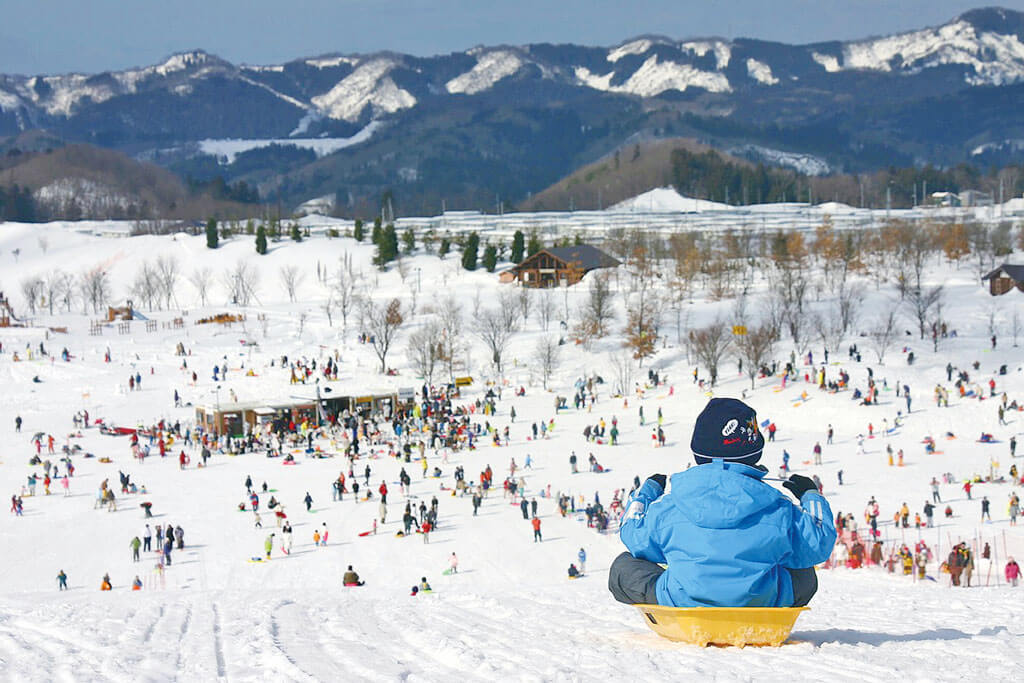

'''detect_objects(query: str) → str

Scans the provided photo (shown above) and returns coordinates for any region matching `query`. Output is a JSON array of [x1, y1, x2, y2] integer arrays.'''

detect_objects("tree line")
[[670, 147, 1024, 209]]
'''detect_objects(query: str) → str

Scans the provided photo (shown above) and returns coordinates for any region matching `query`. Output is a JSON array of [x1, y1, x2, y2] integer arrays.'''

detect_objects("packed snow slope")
[[1, 221, 1023, 681]]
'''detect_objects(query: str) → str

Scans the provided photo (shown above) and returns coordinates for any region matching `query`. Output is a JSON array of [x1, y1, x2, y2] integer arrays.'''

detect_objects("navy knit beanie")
[[690, 398, 764, 465]]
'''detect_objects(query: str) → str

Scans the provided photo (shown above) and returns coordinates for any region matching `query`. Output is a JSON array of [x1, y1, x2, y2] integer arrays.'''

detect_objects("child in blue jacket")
[[609, 398, 836, 608]]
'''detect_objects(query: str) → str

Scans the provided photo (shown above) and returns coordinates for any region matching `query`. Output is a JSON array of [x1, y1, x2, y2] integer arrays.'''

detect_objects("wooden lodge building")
[[982, 263, 1024, 296], [504, 245, 621, 288], [195, 389, 404, 436]]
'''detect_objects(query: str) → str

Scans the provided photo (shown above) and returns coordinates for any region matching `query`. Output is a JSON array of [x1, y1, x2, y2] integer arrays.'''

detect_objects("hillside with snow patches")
[[1, 217, 1024, 680]]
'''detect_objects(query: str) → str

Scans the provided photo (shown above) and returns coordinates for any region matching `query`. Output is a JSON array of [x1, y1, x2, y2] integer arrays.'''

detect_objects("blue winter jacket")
[[619, 461, 836, 607]]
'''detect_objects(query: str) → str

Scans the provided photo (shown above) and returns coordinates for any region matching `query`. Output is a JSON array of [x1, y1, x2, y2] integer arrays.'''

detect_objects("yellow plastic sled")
[[635, 605, 807, 647]]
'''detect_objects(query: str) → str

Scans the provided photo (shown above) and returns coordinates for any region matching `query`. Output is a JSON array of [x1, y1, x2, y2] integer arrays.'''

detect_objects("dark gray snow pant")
[[607, 551, 818, 606]]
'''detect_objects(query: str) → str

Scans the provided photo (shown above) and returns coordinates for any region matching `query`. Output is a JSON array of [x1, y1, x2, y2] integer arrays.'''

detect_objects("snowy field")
[[1, 219, 1023, 681]]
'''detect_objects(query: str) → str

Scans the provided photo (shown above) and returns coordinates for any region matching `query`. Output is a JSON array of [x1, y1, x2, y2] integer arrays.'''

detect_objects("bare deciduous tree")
[[55, 271, 75, 312], [189, 266, 214, 307], [155, 255, 181, 309], [906, 285, 944, 340], [363, 298, 404, 373], [867, 306, 900, 363], [734, 322, 778, 389], [437, 296, 464, 381], [534, 335, 561, 389], [322, 291, 335, 327], [407, 317, 444, 384], [608, 346, 636, 397], [785, 309, 811, 356], [279, 265, 304, 303], [535, 288, 556, 331], [689, 320, 732, 386], [21, 276, 44, 315], [476, 306, 518, 375], [518, 287, 533, 323], [131, 262, 160, 310], [44, 270, 65, 315], [79, 267, 111, 314], [223, 261, 260, 306], [333, 254, 358, 328], [813, 307, 847, 355], [581, 272, 615, 338], [837, 283, 864, 339]]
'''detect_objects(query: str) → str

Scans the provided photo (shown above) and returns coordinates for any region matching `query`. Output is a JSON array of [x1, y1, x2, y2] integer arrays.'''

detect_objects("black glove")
[[783, 474, 817, 501], [647, 473, 667, 490]]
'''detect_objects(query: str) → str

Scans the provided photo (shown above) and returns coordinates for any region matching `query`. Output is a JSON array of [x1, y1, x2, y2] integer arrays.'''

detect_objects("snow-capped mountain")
[[1, 7, 1022, 138], [1, 7, 1023, 215]]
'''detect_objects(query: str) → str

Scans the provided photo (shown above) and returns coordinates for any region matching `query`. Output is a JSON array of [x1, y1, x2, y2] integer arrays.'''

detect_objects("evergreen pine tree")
[[462, 232, 480, 271], [255, 225, 267, 255], [482, 244, 498, 272], [402, 228, 415, 254], [371, 217, 383, 245], [206, 218, 219, 249], [439, 237, 451, 258], [353, 219, 364, 242], [384, 224, 398, 261], [374, 224, 399, 269], [290, 223, 302, 242], [527, 231, 542, 257], [511, 230, 525, 263]]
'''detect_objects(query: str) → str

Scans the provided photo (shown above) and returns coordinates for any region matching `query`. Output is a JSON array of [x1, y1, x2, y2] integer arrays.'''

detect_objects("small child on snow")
[[610, 398, 836, 608]]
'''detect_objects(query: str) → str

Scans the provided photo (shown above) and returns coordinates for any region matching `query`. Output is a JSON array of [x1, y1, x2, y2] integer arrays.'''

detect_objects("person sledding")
[[609, 398, 836, 608], [343, 565, 364, 586]]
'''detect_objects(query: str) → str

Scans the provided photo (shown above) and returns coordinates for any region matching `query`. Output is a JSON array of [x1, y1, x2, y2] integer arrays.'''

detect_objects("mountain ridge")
[[2, 7, 1024, 214]]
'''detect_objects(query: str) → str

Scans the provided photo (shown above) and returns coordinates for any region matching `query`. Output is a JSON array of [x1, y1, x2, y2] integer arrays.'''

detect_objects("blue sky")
[[3, 1, 1024, 75]]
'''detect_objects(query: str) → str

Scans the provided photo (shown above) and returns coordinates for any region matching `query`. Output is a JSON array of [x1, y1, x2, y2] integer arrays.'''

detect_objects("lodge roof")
[[982, 263, 1024, 282], [513, 244, 620, 272]]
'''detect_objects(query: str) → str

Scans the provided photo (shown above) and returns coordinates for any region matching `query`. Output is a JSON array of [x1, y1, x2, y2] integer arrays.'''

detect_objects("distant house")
[[508, 245, 621, 288], [930, 191, 960, 207], [959, 189, 993, 207], [982, 263, 1024, 296]]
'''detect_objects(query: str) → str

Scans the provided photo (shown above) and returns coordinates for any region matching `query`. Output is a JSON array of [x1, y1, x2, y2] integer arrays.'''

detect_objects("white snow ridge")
[[746, 58, 779, 85], [311, 58, 417, 122], [577, 55, 731, 97], [812, 52, 842, 73], [840, 19, 1024, 85], [446, 50, 524, 95]]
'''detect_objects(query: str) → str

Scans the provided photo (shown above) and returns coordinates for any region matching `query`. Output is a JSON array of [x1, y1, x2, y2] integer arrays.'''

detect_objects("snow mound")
[[815, 201, 858, 214], [608, 187, 731, 213]]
